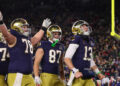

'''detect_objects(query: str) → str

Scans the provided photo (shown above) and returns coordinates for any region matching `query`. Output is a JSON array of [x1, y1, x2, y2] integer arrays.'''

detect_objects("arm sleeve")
[[90, 59, 96, 67], [64, 44, 79, 59]]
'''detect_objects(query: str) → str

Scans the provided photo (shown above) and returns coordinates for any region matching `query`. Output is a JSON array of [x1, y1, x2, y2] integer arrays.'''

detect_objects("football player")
[[34, 25, 65, 86], [0, 11, 51, 86], [0, 32, 9, 86], [64, 20, 105, 86]]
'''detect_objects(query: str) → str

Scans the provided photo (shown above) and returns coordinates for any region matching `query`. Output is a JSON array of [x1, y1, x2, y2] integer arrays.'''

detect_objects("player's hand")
[[74, 71, 83, 78], [0, 11, 3, 21], [35, 76, 41, 86], [97, 73, 105, 80], [42, 18, 51, 28], [101, 77, 109, 84]]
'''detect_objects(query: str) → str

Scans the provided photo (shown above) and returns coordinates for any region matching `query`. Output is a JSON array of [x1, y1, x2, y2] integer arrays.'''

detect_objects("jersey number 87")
[[49, 49, 61, 63]]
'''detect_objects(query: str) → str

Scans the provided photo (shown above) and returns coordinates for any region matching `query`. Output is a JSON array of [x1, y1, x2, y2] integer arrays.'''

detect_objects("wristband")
[[94, 68, 101, 75], [41, 27, 47, 33], [72, 68, 79, 74], [96, 71, 101, 75]]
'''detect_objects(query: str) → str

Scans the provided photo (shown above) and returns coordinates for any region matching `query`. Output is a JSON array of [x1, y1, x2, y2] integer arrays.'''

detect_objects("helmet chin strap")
[[23, 32, 29, 37], [83, 28, 91, 36], [83, 32, 90, 36], [81, 26, 91, 36], [21, 27, 31, 37], [53, 38, 59, 42]]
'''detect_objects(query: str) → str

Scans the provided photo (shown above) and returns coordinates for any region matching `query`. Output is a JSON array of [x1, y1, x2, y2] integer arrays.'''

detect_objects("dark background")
[[0, 0, 112, 27]]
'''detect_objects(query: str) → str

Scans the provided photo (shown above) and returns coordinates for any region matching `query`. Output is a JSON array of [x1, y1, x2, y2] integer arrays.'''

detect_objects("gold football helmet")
[[72, 20, 92, 35], [10, 18, 30, 37], [47, 25, 62, 42]]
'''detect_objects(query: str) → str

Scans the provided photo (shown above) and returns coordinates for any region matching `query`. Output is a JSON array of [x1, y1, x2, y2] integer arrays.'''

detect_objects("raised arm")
[[31, 18, 51, 46], [0, 11, 16, 46]]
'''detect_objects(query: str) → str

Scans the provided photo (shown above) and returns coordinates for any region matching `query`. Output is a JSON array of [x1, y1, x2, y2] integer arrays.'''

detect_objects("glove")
[[42, 18, 51, 28], [35, 76, 42, 85], [0, 11, 3, 21], [41, 18, 51, 33]]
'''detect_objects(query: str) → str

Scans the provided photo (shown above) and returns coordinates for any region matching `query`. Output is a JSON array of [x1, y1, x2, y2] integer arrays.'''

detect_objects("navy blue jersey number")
[[83, 46, 92, 61], [22, 38, 33, 54], [49, 49, 61, 63]]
